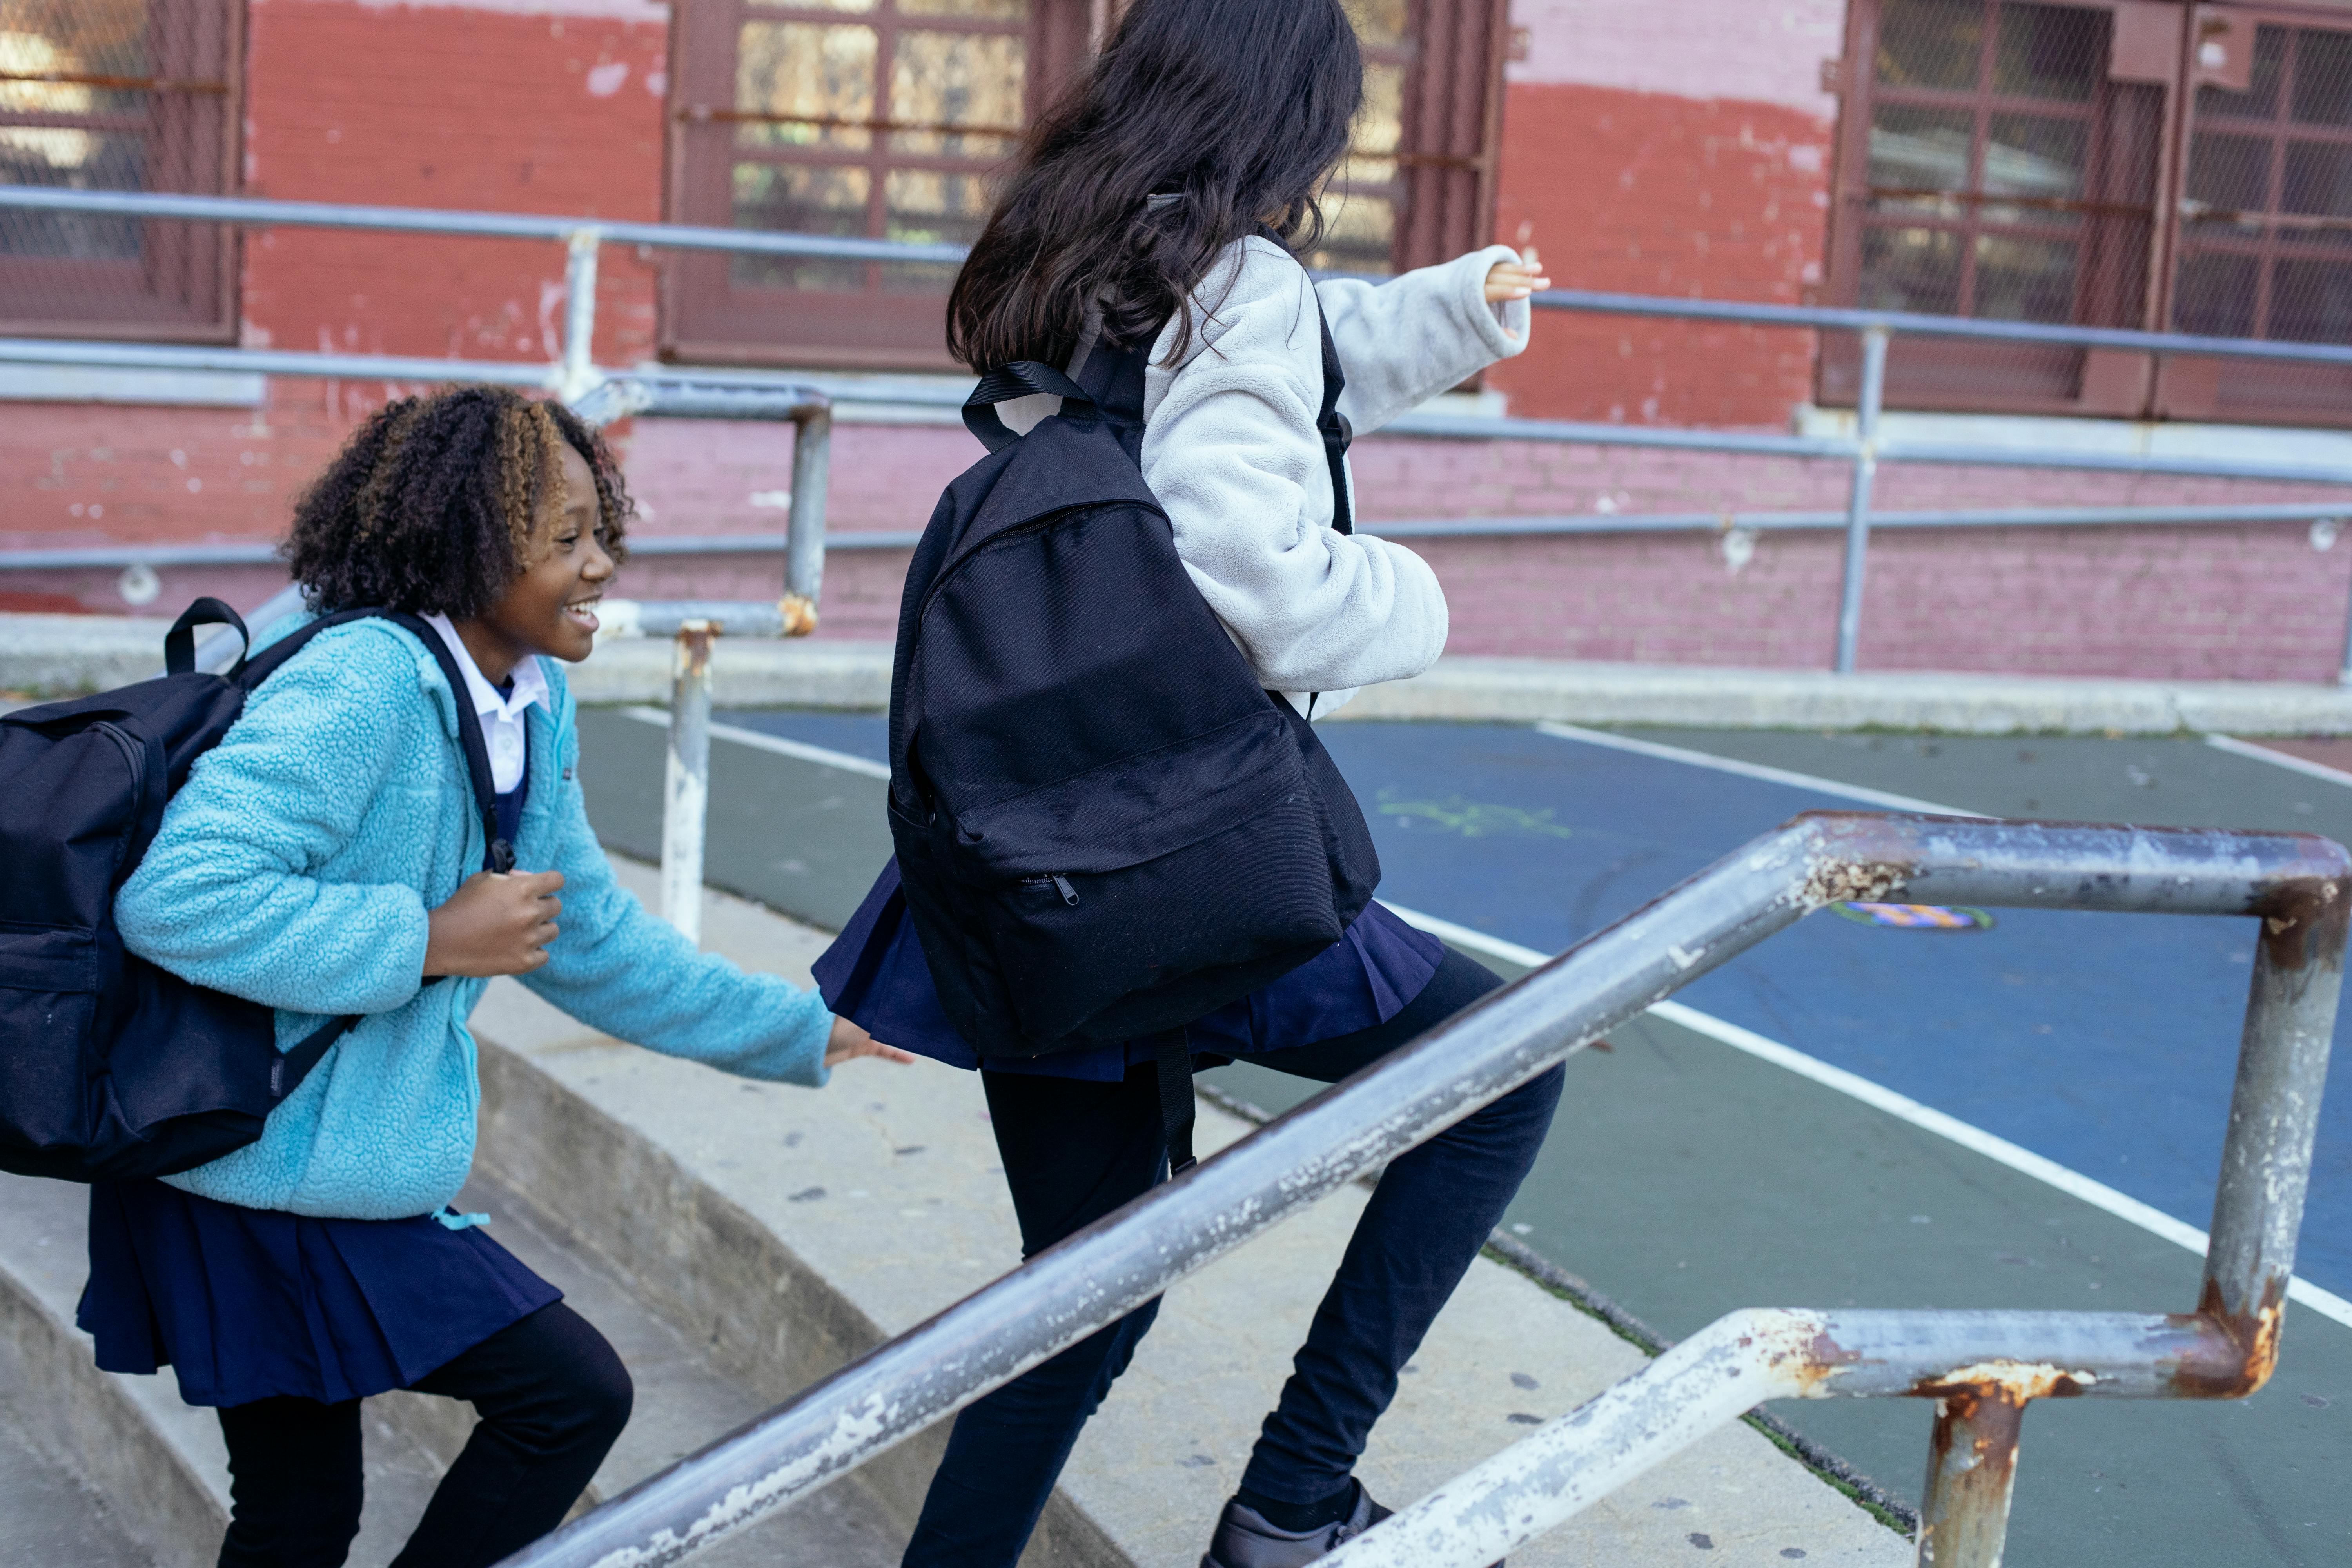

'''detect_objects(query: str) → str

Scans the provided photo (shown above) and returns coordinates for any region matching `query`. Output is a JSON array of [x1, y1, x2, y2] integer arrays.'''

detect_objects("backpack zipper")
[[1020, 873, 1081, 906]]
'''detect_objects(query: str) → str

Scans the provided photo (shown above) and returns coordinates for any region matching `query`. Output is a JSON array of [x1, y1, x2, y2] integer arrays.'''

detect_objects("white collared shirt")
[[424, 613, 548, 793]]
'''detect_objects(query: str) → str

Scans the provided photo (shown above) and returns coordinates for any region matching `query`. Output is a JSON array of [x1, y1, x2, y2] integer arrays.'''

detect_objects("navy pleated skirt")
[[813, 858, 1444, 1079], [78, 1181, 560, 1408]]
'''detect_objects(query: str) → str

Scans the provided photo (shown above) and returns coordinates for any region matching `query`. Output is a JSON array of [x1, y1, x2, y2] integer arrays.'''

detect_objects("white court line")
[[2204, 732, 2352, 790], [1379, 899, 2352, 1332], [1534, 721, 1989, 817], [608, 707, 2352, 1329], [619, 705, 892, 780]]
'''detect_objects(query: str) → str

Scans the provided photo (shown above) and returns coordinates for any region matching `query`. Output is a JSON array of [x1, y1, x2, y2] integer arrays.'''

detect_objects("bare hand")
[[825, 1015, 918, 1069], [423, 870, 565, 978], [1485, 249, 1550, 337]]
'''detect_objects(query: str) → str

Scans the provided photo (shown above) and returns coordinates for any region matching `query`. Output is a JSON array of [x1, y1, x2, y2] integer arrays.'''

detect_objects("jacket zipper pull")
[[1050, 874, 1080, 906]]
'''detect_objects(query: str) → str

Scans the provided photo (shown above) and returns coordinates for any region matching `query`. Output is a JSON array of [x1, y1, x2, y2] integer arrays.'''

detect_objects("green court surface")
[[573, 707, 2350, 1566]]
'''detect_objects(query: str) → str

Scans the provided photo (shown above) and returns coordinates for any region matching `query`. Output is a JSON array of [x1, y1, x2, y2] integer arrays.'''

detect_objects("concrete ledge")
[[11, 612, 2352, 735], [563, 635, 894, 708], [1339, 656, 2352, 735], [0, 613, 165, 696]]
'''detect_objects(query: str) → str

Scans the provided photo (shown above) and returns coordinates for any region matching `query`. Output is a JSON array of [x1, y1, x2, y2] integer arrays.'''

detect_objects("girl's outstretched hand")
[[424, 869, 565, 977], [826, 1015, 918, 1069], [1484, 249, 1550, 337]]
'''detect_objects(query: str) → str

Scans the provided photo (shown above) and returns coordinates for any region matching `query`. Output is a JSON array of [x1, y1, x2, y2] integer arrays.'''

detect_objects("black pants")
[[214, 1301, 632, 1568], [902, 949, 1565, 1567]]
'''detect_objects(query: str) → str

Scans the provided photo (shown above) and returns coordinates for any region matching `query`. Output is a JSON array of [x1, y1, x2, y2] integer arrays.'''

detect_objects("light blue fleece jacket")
[[114, 614, 834, 1221]]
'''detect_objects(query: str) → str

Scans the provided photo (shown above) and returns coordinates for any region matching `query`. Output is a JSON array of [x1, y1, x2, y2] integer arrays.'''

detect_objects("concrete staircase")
[[0, 857, 1909, 1568]]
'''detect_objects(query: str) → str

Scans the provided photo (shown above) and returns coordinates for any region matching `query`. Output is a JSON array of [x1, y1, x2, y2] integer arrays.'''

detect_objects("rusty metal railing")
[[587, 597, 810, 944], [491, 813, 2344, 1568]]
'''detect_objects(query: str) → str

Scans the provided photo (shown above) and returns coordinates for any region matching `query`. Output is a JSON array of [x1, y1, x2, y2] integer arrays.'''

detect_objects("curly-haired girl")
[[85, 384, 909, 1568]]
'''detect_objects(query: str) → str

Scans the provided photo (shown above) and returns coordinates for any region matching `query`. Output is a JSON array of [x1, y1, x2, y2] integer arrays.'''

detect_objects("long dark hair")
[[945, 0, 1362, 372]]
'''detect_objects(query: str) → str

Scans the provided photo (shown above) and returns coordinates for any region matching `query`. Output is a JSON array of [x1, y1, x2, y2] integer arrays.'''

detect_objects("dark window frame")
[[1823, 0, 2352, 426], [1822, 0, 2179, 418], [0, 0, 243, 343]]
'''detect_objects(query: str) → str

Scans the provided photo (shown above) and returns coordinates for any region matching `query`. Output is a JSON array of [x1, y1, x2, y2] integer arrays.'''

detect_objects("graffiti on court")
[[1375, 791, 1575, 840], [1833, 902, 1996, 931]]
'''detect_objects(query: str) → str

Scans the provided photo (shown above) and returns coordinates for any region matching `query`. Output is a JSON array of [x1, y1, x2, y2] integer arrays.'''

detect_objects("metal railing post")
[[2200, 863, 2347, 1359], [559, 228, 603, 405], [1834, 325, 1890, 675], [782, 403, 831, 636], [2336, 526, 2352, 688], [1914, 1388, 2026, 1568], [659, 621, 715, 944]]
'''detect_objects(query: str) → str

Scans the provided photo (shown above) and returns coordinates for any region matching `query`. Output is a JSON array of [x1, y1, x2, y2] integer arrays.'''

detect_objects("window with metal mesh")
[[0, 0, 238, 340], [2167, 9, 2352, 422], [664, 0, 1508, 370], [1826, 0, 2352, 426], [1826, 0, 2163, 417]]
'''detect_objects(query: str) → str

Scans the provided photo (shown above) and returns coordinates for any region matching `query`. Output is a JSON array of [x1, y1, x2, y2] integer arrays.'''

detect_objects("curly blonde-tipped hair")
[[281, 385, 632, 618]]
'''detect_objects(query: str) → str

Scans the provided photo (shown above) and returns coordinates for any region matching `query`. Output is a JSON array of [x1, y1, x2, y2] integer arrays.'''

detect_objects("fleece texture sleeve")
[[514, 675, 834, 1087], [115, 626, 436, 1021], [1136, 238, 1531, 699]]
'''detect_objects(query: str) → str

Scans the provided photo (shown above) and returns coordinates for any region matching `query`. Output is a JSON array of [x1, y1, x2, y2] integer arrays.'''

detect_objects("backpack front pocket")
[[946, 712, 1348, 1045], [0, 923, 102, 1156]]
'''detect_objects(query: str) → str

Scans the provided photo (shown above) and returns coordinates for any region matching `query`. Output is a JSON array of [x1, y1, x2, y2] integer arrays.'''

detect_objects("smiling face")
[[458, 439, 614, 682]]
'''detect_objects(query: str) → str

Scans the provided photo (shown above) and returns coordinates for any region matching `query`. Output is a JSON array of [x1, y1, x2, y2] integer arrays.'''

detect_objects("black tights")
[[902, 949, 1565, 1566], [214, 1301, 632, 1568]]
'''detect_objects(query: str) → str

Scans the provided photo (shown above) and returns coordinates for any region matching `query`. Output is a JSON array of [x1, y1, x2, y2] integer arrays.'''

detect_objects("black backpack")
[[0, 599, 514, 1183], [886, 301, 1382, 1123]]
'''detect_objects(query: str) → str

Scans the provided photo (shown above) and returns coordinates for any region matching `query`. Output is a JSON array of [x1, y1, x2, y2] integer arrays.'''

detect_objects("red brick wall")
[[1486, 83, 1832, 428], [239, 0, 667, 366]]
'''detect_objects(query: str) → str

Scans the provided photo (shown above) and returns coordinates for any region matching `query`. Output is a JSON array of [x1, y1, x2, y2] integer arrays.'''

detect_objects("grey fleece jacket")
[[1002, 237, 1532, 716], [1145, 237, 1531, 715]]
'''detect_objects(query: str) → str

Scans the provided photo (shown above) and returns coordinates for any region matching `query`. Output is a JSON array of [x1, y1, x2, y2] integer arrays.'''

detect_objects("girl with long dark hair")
[[815, 2, 1562, 1564]]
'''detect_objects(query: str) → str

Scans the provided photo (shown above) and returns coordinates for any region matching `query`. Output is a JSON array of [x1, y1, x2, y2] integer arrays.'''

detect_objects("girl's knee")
[[577, 1345, 635, 1441]]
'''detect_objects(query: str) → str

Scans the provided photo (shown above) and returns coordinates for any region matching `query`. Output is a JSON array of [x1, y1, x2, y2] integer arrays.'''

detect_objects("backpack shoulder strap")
[[1312, 293, 1353, 537]]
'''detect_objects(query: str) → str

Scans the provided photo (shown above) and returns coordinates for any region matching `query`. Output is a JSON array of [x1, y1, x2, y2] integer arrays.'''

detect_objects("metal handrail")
[[14, 501, 2350, 574], [11, 185, 2352, 367], [494, 813, 2345, 1568], [10, 182, 2352, 677]]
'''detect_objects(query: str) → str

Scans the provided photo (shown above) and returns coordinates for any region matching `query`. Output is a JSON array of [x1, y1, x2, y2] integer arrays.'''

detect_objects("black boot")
[[1200, 1483, 1392, 1568]]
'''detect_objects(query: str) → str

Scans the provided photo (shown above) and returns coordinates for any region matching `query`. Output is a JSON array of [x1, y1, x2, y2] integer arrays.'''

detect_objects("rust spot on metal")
[[2249, 839, 2352, 977], [1801, 858, 1908, 908], [2173, 1277, 2290, 1399], [1912, 1361, 2095, 1402], [1781, 1327, 1862, 1394], [675, 622, 716, 678], [779, 592, 820, 637], [1917, 1387, 2027, 1566]]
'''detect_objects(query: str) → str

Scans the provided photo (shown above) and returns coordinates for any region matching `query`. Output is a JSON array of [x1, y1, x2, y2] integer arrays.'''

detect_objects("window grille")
[[0, 0, 239, 340], [1826, 0, 2352, 425]]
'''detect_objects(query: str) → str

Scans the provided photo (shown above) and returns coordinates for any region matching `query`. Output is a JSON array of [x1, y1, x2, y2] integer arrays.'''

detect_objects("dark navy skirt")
[[78, 1181, 560, 1408], [813, 858, 1444, 1080]]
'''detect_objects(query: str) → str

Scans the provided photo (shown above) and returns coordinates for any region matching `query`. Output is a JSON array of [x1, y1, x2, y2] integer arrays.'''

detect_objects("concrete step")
[[0, 1379, 155, 1567], [0, 1166, 898, 1566]]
